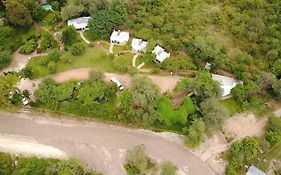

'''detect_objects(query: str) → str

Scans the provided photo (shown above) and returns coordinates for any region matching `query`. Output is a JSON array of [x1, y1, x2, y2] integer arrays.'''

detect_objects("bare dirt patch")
[[223, 112, 267, 140]]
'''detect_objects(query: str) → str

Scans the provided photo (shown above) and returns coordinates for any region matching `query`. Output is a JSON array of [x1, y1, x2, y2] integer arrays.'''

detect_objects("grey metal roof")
[[247, 165, 267, 175]]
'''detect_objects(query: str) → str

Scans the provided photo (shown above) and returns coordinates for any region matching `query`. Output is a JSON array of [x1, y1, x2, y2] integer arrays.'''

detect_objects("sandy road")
[[0, 112, 217, 175]]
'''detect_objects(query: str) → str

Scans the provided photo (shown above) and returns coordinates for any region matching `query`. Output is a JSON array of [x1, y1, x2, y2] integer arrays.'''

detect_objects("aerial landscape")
[[0, 0, 280, 175]]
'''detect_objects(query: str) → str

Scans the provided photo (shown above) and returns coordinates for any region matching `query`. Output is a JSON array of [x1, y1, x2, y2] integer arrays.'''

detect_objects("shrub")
[[40, 32, 56, 51], [47, 61, 56, 73], [61, 26, 77, 45], [48, 50, 61, 62], [0, 50, 11, 70], [71, 43, 86, 56], [20, 39, 37, 54]]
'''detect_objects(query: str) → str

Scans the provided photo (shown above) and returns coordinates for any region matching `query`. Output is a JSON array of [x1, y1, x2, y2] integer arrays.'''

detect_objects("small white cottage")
[[131, 38, 148, 52], [152, 45, 170, 63], [110, 30, 129, 45], [67, 17, 91, 30]]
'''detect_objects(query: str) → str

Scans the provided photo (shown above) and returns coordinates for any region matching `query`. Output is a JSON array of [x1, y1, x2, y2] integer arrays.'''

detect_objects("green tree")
[[48, 61, 56, 73], [5, 0, 33, 26], [0, 152, 13, 175], [0, 50, 11, 70], [20, 39, 37, 54], [20, 66, 33, 78], [185, 118, 206, 148], [60, 2, 84, 21], [88, 10, 125, 39], [272, 59, 281, 78], [257, 71, 277, 94], [41, 32, 56, 51], [61, 26, 77, 45], [0, 74, 18, 107], [192, 71, 221, 102], [125, 145, 151, 174], [200, 97, 229, 129], [71, 43, 86, 56], [273, 80, 281, 99]]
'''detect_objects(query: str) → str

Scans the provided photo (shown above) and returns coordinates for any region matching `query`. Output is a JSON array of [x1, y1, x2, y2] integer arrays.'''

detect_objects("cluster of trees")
[[124, 145, 177, 175], [4, 0, 47, 26], [0, 152, 101, 175], [88, 0, 127, 39], [226, 137, 260, 175], [34, 72, 117, 119]]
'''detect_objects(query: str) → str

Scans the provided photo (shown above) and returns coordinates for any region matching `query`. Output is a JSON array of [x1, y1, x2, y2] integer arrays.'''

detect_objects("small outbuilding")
[[131, 38, 148, 52], [205, 62, 211, 70], [67, 17, 91, 30], [110, 30, 130, 45], [152, 45, 170, 63], [246, 165, 267, 175], [212, 74, 242, 97]]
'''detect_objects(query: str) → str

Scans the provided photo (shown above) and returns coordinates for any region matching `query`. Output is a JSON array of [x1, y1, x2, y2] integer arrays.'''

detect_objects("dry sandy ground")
[[192, 108, 281, 174], [223, 112, 268, 140], [0, 112, 217, 175], [0, 133, 66, 159]]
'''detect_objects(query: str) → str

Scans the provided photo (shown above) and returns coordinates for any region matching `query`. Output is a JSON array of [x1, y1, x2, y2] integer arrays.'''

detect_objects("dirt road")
[[19, 68, 181, 96], [1, 49, 47, 74], [0, 112, 217, 175]]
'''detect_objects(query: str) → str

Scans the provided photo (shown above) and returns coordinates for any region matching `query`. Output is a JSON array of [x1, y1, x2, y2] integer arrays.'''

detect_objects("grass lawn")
[[113, 44, 131, 54], [27, 45, 114, 79], [221, 97, 242, 116], [257, 142, 281, 171]]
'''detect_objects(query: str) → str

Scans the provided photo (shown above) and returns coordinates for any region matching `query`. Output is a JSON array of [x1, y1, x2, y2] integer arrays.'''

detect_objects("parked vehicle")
[[110, 77, 124, 91]]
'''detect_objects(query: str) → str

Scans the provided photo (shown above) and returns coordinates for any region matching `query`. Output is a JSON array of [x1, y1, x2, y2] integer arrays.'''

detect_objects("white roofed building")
[[246, 165, 267, 175], [67, 17, 91, 30], [212, 74, 243, 97], [110, 30, 129, 45], [152, 45, 170, 63], [131, 38, 148, 52]]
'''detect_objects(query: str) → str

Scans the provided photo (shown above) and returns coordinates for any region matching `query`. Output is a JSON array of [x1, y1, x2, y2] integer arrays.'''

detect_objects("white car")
[[111, 77, 124, 91], [22, 98, 30, 105]]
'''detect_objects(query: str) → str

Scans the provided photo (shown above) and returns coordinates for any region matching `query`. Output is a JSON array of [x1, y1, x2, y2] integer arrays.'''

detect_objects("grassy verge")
[[27, 45, 114, 79], [257, 142, 281, 171], [221, 97, 242, 116]]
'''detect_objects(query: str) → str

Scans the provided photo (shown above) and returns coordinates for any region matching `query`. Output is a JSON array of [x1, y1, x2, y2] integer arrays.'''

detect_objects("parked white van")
[[110, 77, 124, 91]]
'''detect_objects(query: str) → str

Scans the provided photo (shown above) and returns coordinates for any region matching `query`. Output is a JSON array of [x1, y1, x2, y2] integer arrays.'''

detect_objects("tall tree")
[[200, 97, 229, 129], [5, 0, 33, 26]]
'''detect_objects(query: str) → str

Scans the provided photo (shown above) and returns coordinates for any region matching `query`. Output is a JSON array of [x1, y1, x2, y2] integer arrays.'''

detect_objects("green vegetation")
[[226, 137, 260, 175], [124, 145, 177, 175], [34, 76, 117, 119], [221, 98, 241, 116], [0, 74, 19, 108], [0, 152, 101, 175], [27, 46, 113, 79], [20, 39, 37, 54], [156, 96, 196, 126], [185, 118, 206, 148], [61, 26, 78, 45]]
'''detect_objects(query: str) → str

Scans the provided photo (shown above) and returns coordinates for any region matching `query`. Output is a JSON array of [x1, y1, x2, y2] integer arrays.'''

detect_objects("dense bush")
[[0, 152, 99, 175], [71, 43, 86, 56], [266, 116, 281, 145], [185, 118, 205, 148], [40, 32, 56, 51], [0, 50, 11, 70], [34, 78, 117, 119], [20, 39, 37, 54], [226, 137, 260, 175], [61, 26, 77, 45]]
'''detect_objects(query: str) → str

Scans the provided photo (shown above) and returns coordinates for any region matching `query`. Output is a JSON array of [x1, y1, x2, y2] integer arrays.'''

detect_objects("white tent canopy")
[[131, 38, 148, 52], [67, 17, 91, 30], [152, 45, 170, 63], [110, 30, 129, 45], [212, 74, 242, 97]]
